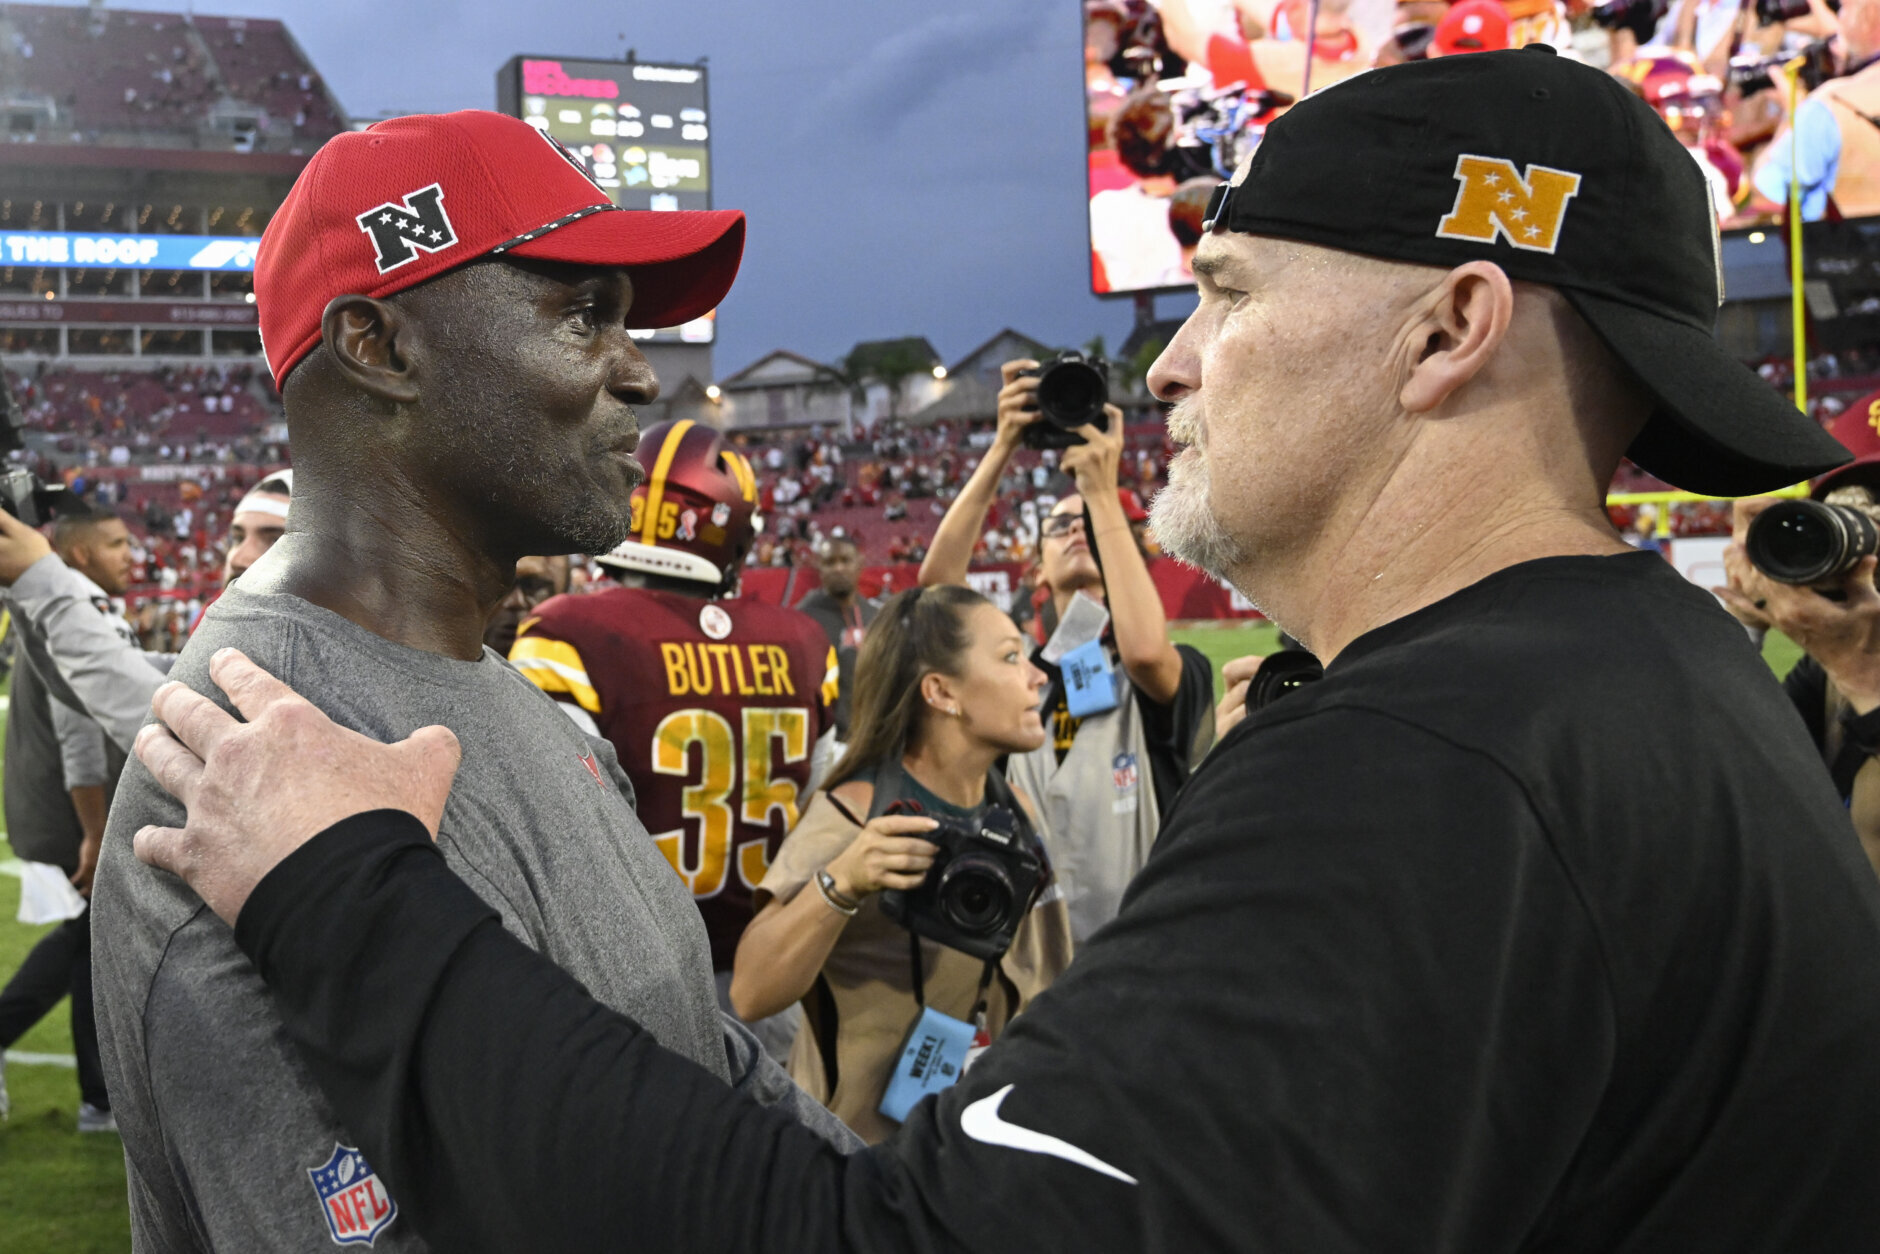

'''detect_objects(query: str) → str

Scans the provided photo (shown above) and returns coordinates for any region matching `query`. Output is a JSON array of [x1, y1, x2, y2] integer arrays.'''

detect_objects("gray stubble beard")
[[1150, 397, 1250, 585]]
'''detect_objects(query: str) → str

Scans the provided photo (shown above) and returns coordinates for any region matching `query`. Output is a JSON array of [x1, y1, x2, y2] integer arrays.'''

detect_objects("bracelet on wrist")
[[815, 869, 861, 917]]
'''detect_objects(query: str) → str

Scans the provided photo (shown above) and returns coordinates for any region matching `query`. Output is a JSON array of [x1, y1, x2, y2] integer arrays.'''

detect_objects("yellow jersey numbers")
[[650, 707, 810, 897]]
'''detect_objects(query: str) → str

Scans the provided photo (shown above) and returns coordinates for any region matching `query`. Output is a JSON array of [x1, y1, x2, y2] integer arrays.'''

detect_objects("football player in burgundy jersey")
[[511, 420, 838, 1054]]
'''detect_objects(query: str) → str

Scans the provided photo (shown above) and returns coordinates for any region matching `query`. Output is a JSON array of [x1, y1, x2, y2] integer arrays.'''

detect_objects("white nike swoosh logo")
[[959, 1084, 1138, 1185]]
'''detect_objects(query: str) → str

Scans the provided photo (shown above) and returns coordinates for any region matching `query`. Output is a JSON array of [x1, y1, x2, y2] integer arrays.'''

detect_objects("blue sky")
[[107, 0, 1198, 375]]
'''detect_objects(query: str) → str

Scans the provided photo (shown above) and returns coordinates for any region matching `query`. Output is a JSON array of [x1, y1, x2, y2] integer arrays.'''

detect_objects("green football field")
[[0, 622, 1809, 1251]]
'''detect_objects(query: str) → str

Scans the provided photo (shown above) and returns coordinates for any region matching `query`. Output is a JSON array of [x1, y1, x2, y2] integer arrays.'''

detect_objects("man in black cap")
[[121, 49, 1880, 1252]]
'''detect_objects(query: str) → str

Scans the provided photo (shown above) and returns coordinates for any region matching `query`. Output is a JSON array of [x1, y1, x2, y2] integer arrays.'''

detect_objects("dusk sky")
[[106, 0, 1199, 377]]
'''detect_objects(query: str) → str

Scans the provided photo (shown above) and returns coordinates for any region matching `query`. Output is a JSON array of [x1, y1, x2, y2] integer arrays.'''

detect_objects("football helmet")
[[598, 419, 759, 592]]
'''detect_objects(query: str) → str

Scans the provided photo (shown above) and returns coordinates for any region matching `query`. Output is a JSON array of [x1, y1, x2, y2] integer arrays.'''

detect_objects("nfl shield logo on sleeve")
[[1111, 752, 1140, 815], [308, 1144, 398, 1246]]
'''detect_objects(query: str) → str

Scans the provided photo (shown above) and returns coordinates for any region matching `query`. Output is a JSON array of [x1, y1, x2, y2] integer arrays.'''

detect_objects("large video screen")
[[1085, 0, 1399, 296], [497, 55, 715, 342], [1082, 3, 1858, 295]]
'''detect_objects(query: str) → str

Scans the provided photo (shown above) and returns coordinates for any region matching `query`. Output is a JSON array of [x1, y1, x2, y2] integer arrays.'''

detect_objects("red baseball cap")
[[255, 109, 745, 386], [1431, 0, 1512, 56], [1813, 390, 1880, 497]]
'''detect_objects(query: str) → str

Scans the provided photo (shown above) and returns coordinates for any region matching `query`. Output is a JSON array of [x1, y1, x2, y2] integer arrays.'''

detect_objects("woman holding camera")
[[729, 584, 1074, 1144]]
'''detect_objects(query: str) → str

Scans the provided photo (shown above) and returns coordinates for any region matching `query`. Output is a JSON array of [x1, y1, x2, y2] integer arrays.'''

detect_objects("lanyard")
[[908, 929, 997, 1020]]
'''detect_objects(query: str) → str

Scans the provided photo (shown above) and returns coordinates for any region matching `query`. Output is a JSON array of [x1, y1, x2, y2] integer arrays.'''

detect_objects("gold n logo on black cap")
[[1436, 155, 1582, 255]]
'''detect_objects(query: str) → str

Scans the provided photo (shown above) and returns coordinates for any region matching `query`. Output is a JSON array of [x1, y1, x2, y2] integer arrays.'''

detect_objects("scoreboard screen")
[[497, 55, 715, 342]]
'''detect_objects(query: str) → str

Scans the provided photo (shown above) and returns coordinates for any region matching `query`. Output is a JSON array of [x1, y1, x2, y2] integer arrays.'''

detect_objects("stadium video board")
[[498, 55, 714, 343], [1081, 0, 1394, 298], [1080, 4, 1869, 295]]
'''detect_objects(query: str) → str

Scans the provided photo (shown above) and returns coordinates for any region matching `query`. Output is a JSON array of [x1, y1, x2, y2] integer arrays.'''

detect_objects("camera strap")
[[906, 927, 999, 1016]]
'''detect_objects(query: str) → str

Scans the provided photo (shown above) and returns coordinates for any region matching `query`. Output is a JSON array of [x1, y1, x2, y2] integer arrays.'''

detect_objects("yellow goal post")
[[1607, 485, 1810, 539]]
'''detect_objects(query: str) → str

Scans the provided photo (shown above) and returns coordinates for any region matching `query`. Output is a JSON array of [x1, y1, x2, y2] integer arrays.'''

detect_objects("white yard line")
[[0, 858, 23, 880], [4, 1050, 77, 1068]]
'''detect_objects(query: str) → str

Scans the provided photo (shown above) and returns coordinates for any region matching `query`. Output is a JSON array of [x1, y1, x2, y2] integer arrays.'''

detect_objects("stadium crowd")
[[4, 340, 1868, 617]]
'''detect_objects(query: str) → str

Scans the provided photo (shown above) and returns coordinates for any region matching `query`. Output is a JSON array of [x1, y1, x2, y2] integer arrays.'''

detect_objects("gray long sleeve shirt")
[[92, 564, 854, 1253], [4, 553, 172, 751], [3, 565, 132, 870]]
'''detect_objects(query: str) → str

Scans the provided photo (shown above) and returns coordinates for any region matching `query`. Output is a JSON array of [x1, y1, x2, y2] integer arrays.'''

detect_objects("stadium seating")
[[192, 15, 342, 140], [0, 3, 343, 145]]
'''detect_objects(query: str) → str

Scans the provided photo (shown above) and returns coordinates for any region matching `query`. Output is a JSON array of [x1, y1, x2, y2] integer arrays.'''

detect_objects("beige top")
[[1818, 63, 1880, 219], [755, 782, 1074, 1145]]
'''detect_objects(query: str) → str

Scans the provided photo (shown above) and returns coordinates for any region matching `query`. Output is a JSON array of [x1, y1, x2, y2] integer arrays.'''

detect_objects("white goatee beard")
[[1150, 397, 1248, 582]]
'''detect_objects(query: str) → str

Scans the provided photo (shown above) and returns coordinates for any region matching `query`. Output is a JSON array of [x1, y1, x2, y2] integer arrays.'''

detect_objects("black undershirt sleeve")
[[233, 812, 933, 1254]]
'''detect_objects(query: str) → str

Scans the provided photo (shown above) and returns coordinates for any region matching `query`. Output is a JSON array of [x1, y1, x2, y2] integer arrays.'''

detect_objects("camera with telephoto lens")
[[0, 365, 64, 525], [1746, 496, 1880, 587], [878, 801, 1046, 961], [1730, 40, 1835, 94], [1018, 352, 1112, 450], [1247, 645, 1323, 712], [1589, 0, 1668, 37], [1754, 0, 1813, 23]]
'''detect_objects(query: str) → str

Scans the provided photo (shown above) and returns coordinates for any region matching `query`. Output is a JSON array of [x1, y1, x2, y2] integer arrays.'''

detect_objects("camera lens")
[[1036, 359, 1109, 429], [1746, 500, 1880, 585], [937, 854, 1016, 935], [1247, 649, 1325, 713]]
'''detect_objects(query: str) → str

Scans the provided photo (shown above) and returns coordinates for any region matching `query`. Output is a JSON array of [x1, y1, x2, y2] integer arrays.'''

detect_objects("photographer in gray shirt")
[[0, 474, 295, 752], [0, 505, 135, 1131]]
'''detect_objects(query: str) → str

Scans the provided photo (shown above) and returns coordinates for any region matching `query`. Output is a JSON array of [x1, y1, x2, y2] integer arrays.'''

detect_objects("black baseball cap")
[[1202, 46, 1850, 497]]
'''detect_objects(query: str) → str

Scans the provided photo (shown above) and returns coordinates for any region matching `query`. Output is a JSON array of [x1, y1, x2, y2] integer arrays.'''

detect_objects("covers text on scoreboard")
[[1, 233, 259, 271], [498, 56, 711, 214]]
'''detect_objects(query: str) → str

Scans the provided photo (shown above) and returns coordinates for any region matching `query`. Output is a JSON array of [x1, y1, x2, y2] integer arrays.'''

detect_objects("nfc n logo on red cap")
[[355, 183, 459, 274], [1436, 155, 1582, 255]]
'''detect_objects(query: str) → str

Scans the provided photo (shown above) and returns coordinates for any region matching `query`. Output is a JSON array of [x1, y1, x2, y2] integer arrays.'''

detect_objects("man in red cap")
[[1430, 0, 1512, 55], [1720, 389, 1880, 881], [89, 110, 850, 1252]]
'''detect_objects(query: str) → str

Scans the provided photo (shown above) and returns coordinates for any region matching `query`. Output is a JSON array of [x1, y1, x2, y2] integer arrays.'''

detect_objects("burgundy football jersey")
[[512, 586, 837, 970]]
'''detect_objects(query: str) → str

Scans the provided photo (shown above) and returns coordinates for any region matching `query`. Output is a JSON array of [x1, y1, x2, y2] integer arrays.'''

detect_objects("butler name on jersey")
[[510, 421, 839, 971], [514, 589, 837, 968]]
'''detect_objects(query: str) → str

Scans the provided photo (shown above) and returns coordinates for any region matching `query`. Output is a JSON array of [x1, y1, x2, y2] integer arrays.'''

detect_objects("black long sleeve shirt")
[[234, 554, 1880, 1253]]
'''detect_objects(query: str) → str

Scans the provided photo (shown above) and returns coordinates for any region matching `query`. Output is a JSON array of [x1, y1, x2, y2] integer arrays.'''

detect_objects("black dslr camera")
[[0, 365, 64, 525], [1019, 352, 1112, 450], [879, 802, 1047, 961]]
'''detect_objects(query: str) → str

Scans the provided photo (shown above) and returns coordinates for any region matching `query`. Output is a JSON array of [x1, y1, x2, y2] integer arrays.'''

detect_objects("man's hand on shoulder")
[[132, 648, 463, 925]]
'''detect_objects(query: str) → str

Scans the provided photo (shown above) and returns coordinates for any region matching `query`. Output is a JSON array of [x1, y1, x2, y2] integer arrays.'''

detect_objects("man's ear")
[[319, 294, 419, 405], [1399, 262, 1514, 415]]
